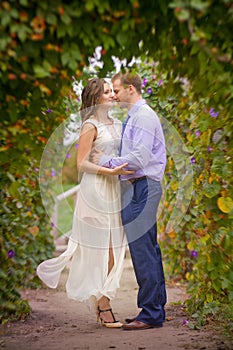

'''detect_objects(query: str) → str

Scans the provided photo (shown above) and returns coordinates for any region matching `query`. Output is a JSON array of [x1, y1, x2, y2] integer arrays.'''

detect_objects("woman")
[[37, 78, 134, 328]]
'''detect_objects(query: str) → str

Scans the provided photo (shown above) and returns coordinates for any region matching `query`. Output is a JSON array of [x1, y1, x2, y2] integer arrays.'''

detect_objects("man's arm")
[[100, 112, 157, 170]]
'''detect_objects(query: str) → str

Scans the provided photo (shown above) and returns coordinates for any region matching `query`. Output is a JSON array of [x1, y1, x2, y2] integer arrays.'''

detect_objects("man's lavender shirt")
[[100, 99, 166, 182]]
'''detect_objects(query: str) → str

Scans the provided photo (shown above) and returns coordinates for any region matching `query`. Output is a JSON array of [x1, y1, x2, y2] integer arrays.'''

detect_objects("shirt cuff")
[[99, 155, 112, 168]]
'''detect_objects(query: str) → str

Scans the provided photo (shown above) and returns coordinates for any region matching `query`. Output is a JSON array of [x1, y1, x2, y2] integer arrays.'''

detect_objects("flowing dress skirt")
[[37, 172, 126, 310]]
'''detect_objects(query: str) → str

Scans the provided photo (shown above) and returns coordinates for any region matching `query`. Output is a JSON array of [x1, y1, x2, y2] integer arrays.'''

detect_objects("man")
[[99, 70, 167, 330]]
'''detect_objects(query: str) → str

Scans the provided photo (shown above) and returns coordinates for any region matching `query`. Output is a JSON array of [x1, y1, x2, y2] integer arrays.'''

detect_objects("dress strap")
[[82, 118, 99, 128]]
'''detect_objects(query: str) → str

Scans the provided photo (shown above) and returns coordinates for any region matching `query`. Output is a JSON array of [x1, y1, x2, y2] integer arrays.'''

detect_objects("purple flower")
[[8, 250, 15, 258], [190, 157, 196, 164], [142, 78, 147, 88], [51, 170, 56, 176], [158, 79, 163, 86], [208, 146, 213, 153], [75, 143, 79, 149], [195, 130, 201, 138], [34, 167, 39, 172], [50, 222, 55, 227], [209, 108, 219, 118], [47, 109, 52, 113], [66, 153, 71, 159], [147, 87, 152, 95], [191, 250, 198, 257], [183, 319, 189, 325]]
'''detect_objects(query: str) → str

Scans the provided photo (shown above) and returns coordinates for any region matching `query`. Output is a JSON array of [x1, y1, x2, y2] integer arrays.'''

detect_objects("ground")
[[0, 258, 232, 350]]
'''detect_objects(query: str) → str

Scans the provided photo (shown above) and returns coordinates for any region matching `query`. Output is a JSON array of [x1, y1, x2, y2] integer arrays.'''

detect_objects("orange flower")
[[30, 16, 46, 33], [168, 230, 176, 239], [60, 70, 69, 79], [37, 135, 48, 144], [35, 116, 42, 124], [5, 95, 16, 102], [2, 2, 11, 11], [18, 56, 28, 62], [134, 18, 143, 24], [31, 33, 44, 41], [28, 226, 39, 236], [54, 45, 62, 52], [182, 38, 188, 45], [132, 2, 140, 9], [50, 66, 59, 74], [44, 44, 62, 52], [8, 73, 16, 80], [58, 6, 65, 15], [20, 99, 29, 106], [39, 84, 52, 95], [19, 11, 29, 22], [10, 32, 17, 38], [20, 73, 27, 80], [45, 43, 53, 50]]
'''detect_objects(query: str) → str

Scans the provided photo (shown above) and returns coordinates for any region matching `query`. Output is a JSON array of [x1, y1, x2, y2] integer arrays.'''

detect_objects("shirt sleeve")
[[99, 109, 158, 170]]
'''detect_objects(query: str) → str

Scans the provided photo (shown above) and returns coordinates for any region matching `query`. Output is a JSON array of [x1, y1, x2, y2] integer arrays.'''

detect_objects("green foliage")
[[0, 161, 55, 323], [0, 0, 232, 325]]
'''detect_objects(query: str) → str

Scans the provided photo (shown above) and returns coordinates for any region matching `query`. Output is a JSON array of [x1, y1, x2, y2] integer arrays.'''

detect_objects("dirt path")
[[0, 258, 232, 350]]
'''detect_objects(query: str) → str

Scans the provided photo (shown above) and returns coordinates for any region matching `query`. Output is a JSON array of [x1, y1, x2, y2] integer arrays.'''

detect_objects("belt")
[[128, 176, 148, 183]]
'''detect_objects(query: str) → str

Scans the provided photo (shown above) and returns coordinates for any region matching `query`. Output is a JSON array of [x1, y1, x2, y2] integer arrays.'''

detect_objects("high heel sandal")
[[97, 307, 123, 328]]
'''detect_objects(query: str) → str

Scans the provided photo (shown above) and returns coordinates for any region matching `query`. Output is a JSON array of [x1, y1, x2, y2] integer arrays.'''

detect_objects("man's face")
[[112, 79, 130, 107]]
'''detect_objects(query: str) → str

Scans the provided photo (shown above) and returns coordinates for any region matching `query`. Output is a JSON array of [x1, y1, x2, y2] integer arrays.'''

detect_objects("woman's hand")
[[109, 163, 135, 176]]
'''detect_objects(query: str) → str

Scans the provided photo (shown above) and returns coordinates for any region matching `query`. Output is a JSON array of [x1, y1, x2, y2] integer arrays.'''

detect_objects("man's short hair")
[[112, 70, 142, 94]]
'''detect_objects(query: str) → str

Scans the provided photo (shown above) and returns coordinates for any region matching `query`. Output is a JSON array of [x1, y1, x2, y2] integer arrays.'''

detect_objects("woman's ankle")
[[98, 297, 111, 311]]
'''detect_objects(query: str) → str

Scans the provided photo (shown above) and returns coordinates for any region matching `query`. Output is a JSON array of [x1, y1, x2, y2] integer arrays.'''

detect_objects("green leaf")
[[190, 0, 209, 11], [217, 197, 233, 213], [116, 32, 127, 46], [68, 59, 78, 70], [61, 13, 71, 25], [19, 0, 28, 5], [1, 13, 11, 27], [9, 181, 21, 197], [33, 60, 51, 78], [175, 9, 190, 21], [203, 182, 221, 198], [61, 52, 70, 66], [46, 14, 57, 25], [57, 25, 67, 38], [33, 65, 50, 78]]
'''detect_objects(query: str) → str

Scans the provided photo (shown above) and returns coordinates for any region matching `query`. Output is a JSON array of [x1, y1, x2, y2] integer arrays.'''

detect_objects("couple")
[[37, 70, 167, 331]]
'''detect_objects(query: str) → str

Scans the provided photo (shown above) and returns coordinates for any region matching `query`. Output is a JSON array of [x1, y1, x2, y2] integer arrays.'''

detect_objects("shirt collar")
[[128, 99, 147, 117]]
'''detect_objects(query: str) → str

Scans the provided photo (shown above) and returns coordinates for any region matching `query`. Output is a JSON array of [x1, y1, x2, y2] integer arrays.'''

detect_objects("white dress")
[[37, 117, 127, 310]]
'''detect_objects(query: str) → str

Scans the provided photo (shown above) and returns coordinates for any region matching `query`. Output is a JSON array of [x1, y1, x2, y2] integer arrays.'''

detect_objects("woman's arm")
[[77, 123, 134, 176]]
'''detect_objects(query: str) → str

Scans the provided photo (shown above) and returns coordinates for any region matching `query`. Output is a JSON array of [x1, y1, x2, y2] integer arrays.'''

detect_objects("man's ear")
[[128, 84, 135, 94]]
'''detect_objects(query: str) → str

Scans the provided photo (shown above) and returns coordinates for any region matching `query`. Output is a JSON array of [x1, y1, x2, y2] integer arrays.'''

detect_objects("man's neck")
[[130, 94, 142, 105]]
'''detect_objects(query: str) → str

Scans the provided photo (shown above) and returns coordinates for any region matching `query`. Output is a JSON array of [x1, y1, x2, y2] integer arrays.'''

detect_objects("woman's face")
[[99, 83, 114, 106]]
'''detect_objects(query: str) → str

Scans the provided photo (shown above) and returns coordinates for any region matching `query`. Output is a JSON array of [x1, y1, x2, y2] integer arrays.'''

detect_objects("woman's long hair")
[[80, 78, 106, 122]]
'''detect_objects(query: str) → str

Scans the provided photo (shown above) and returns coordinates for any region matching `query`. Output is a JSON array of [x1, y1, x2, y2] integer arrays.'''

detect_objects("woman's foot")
[[98, 307, 115, 323], [97, 307, 122, 328]]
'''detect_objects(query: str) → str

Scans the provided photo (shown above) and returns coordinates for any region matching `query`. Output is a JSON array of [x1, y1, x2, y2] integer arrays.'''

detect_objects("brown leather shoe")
[[123, 320, 162, 330], [125, 316, 137, 323]]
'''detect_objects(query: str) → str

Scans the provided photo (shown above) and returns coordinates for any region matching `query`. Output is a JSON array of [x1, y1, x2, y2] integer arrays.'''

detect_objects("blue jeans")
[[121, 178, 166, 325]]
